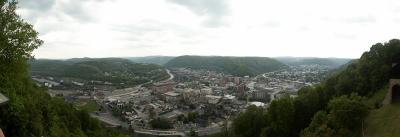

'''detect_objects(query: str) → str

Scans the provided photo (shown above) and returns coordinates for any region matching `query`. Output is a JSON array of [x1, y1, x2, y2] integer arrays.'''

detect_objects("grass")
[[76, 100, 100, 112], [364, 103, 400, 137], [364, 85, 389, 109]]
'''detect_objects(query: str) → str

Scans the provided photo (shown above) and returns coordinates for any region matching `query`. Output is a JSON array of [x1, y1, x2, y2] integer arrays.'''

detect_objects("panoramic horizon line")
[[34, 55, 356, 60]]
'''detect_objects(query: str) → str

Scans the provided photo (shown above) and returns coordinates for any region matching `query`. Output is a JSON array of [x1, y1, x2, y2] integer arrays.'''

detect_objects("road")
[[97, 69, 232, 136], [97, 69, 175, 129], [158, 69, 174, 83], [261, 73, 282, 103], [106, 79, 152, 99], [166, 69, 174, 81], [134, 129, 186, 137], [107, 69, 173, 99]]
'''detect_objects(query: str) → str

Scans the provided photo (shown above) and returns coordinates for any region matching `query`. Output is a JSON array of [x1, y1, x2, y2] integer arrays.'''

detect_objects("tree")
[[264, 96, 295, 137], [328, 94, 368, 131], [150, 118, 173, 129], [0, 1, 129, 136], [301, 111, 334, 137], [233, 105, 267, 137], [188, 128, 198, 137], [301, 94, 368, 137], [0, 0, 43, 62]]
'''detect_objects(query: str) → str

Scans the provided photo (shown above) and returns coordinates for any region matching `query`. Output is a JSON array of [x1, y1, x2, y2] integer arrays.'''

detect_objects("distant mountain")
[[29, 58, 169, 85], [228, 40, 400, 137], [165, 55, 287, 76], [274, 57, 352, 68], [125, 56, 175, 65]]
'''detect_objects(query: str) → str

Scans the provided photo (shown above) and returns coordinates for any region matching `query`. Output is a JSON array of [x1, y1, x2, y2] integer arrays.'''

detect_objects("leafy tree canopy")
[[0, 1, 129, 136]]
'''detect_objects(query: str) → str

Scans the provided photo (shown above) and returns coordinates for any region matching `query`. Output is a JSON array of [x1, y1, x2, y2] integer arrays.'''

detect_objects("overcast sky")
[[17, 0, 400, 59]]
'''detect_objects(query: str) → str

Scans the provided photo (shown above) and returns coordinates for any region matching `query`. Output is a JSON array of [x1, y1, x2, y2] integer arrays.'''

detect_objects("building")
[[200, 87, 212, 95], [159, 110, 184, 122], [163, 91, 181, 103], [205, 95, 222, 104], [152, 82, 176, 93], [250, 90, 270, 101], [32, 77, 60, 87], [182, 89, 202, 104], [249, 101, 265, 107]]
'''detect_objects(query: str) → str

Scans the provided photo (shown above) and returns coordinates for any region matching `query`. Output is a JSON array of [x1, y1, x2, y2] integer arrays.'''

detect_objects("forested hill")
[[125, 56, 175, 65], [274, 57, 352, 68], [222, 39, 400, 137], [0, 1, 129, 136], [165, 55, 287, 76], [30, 58, 169, 86]]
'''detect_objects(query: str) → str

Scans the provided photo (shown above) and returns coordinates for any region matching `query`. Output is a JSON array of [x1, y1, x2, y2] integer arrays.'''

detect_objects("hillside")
[[0, 1, 129, 136], [364, 103, 400, 137], [30, 58, 169, 86], [125, 56, 175, 65], [363, 85, 400, 137], [274, 57, 352, 68], [221, 39, 400, 137], [165, 55, 287, 76]]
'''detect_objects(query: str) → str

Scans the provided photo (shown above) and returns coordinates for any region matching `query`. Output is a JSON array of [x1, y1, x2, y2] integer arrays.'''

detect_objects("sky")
[[17, 0, 400, 59]]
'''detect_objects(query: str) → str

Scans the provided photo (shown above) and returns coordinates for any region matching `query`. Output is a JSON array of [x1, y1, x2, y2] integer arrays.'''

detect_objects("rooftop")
[[164, 91, 180, 97], [250, 102, 265, 107]]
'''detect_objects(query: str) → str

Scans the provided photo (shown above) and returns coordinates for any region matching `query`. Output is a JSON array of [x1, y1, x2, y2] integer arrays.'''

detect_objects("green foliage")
[[364, 103, 400, 137], [230, 39, 400, 137], [188, 128, 198, 137], [126, 56, 175, 65], [150, 118, 173, 130], [262, 96, 295, 137], [233, 105, 267, 137], [165, 55, 287, 76], [76, 100, 101, 112], [30, 58, 170, 86], [274, 57, 352, 68], [328, 94, 368, 130], [0, 0, 43, 62], [364, 85, 389, 109], [0, 1, 129, 136], [300, 111, 333, 137], [0, 61, 129, 137], [301, 94, 368, 137]]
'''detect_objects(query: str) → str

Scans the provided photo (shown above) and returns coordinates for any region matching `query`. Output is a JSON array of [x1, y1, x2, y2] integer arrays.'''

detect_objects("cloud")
[[18, 0, 55, 11], [17, 0, 56, 22], [264, 21, 280, 28], [334, 33, 357, 40], [15, 0, 400, 59], [58, 0, 95, 22], [167, 0, 229, 27], [344, 15, 376, 24], [18, 0, 97, 23]]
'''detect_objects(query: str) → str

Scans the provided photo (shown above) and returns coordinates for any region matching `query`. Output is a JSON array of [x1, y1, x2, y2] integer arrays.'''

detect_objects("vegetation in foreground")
[[364, 103, 400, 137], [217, 39, 400, 137], [0, 1, 129, 136]]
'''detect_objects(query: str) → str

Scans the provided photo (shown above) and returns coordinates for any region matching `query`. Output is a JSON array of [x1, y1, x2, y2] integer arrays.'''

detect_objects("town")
[[32, 64, 330, 136]]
